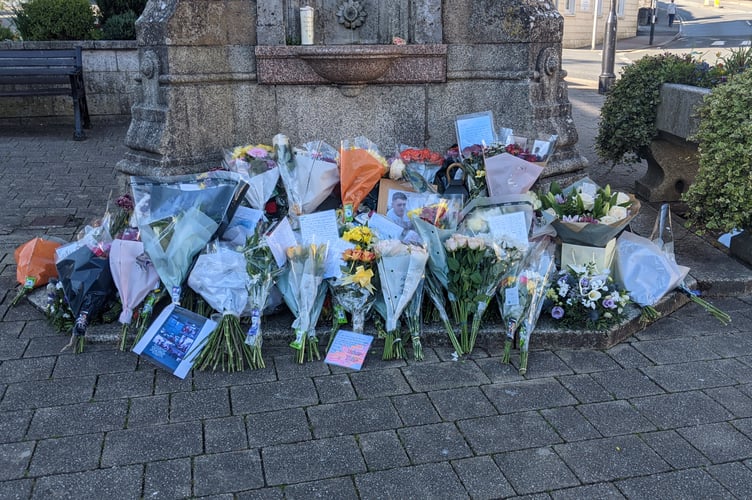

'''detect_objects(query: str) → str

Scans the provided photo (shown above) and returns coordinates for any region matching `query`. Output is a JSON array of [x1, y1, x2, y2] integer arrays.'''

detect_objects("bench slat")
[[0, 67, 80, 76]]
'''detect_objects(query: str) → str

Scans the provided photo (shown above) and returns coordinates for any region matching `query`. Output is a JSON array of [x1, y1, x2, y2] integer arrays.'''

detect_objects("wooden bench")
[[0, 47, 91, 140]]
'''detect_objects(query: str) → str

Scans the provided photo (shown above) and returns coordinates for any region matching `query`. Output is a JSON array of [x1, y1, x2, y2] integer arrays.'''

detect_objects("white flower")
[[466, 215, 488, 233], [587, 289, 602, 301], [599, 215, 619, 225], [454, 234, 469, 248], [616, 192, 631, 205], [590, 278, 605, 290], [558, 284, 569, 297], [578, 192, 595, 211], [445, 238, 458, 252], [389, 158, 406, 180], [544, 207, 558, 218], [527, 191, 542, 210], [467, 237, 483, 250], [607, 205, 628, 220]]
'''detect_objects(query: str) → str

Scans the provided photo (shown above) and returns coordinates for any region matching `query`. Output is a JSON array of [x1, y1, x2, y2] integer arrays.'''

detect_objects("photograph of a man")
[[386, 191, 411, 229]]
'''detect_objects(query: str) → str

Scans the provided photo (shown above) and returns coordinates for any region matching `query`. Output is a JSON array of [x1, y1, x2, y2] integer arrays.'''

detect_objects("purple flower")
[[579, 277, 589, 288], [602, 298, 616, 309], [555, 193, 566, 204], [551, 306, 565, 319]]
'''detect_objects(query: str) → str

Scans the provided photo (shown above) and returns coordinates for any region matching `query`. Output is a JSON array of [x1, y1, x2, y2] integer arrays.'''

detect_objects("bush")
[[13, 0, 99, 40], [0, 25, 17, 41], [595, 53, 703, 165], [596, 49, 752, 166], [96, 0, 146, 23], [683, 68, 752, 233], [101, 10, 137, 40]]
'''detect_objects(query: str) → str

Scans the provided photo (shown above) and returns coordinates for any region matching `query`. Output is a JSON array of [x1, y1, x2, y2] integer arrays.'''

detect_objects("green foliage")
[[682, 68, 752, 233], [13, 0, 99, 40], [96, 0, 146, 21], [101, 10, 137, 40], [0, 24, 17, 41], [596, 53, 703, 165]]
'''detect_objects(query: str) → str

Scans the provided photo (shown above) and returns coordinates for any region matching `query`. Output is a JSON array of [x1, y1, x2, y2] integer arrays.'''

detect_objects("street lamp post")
[[598, 0, 618, 94]]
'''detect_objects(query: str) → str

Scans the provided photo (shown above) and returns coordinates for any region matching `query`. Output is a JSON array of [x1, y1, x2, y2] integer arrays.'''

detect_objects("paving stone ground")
[[3, 52, 752, 498]]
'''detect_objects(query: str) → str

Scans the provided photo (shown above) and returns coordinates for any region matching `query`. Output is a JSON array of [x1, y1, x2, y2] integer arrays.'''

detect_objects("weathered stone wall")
[[0, 40, 138, 122], [118, 0, 587, 178]]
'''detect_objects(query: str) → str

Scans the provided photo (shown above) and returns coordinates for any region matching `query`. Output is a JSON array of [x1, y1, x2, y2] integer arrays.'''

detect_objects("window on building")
[[617, 0, 625, 16]]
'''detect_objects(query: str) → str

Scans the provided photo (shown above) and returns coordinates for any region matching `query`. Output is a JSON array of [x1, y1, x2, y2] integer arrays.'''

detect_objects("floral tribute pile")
[[9, 123, 730, 376]]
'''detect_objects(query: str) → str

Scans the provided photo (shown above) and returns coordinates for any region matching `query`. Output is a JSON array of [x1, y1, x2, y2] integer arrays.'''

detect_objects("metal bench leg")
[[70, 74, 86, 140]]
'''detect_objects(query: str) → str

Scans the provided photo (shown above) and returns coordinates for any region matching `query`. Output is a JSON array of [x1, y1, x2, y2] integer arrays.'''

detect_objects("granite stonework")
[[118, 0, 587, 177], [636, 83, 711, 202]]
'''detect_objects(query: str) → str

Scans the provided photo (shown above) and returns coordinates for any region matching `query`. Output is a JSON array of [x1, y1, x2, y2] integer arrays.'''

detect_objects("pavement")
[[3, 36, 752, 498]]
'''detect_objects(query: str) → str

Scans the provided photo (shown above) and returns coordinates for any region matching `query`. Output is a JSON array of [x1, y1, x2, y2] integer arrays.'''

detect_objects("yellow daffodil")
[[343, 266, 375, 294]]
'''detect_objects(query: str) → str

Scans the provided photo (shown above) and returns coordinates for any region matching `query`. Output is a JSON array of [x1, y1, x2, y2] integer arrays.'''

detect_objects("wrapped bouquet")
[[340, 137, 389, 221]]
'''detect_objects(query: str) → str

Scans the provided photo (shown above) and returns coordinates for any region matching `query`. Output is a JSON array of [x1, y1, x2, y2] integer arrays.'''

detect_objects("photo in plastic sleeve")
[[133, 303, 217, 379]]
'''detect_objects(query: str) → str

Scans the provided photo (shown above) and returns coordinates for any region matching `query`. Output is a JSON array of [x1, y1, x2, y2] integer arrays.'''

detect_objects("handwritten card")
[[324, 330, 374, 370], [265, 217, 298, 268], [299, 209, 340, 245], [455, 111, 496, 153], [368, 213, 405, 240], [325, 238, 355, 280], [488, 211, 529, 249]]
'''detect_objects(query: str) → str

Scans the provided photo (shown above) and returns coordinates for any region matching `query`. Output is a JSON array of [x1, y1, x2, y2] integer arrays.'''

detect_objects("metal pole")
[[598, 0, 618, 94], [649, 0, 656, 45], [591, 0, 601, 50]]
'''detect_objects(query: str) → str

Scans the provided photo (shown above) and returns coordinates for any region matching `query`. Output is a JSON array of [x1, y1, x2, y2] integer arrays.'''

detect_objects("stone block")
[[355, 462, 467, 499], [194, 450, 265, 496], [655, 83, 709, 139], [594, 368, 664, 399], [678, 422, 752, 463], [282, 477, 359, 500], [494, 447, 581, 494], [633, 390, 733, 430], [458, 411, 562, 454], [641, 361, 734, 392], [731, 230, 752, 267], [402, 359, 490, 392], [482, 378, 578, 414], [0, 410, 32, 443], [28, 434, 103, 476], [0, 376, 96, 411], [578, 400, 657, 437], [31, 465, 143, 500], [397, 422, 473, 463], [144, 458, 192, 500], [358, 430, 410, 471], [231, 378, 319, 414], [307, 398, 402, 438], [390, 393, 442, 426], [83, 50, 119, 72], [554, 435, 670, 483], [313, 374, 357, 403], [0, 441, 34, 480], [116, 50, 139, 72], [101, 421, 203, 466], [707, 462, 752, 499], [540, 405, 601, 442], [616, 469, 729, 499], [0, 356, 55, 383], [639, 430, 711, 469], [452, 456, 515, 499], [427, 387, 497, 420], [169, 388, 231, 422], [246, 407, 312, 446], [262, 436, 366, 485], [27, 400, 128, 439], [350, 368, 412, 399], [205, 416, 249, 453]]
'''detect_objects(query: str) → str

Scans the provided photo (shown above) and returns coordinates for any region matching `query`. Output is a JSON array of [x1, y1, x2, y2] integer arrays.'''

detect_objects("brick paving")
[[2, 86, 752, 498]]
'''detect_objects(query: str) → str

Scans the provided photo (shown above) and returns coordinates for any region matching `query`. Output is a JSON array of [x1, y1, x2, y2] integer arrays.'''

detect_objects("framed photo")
[[132, 303, 216, 379], [532, 139, 552, 162], [377, 179, 415, 215], [455, 111, 497, 154]]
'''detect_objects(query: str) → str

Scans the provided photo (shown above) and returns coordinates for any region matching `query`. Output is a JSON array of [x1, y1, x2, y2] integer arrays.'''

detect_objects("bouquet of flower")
[[375, 239, 429, 360], [187, 245, 254, 372], [481, 146, 543, 197], [131, 171, 246, 306], [224, 143, 280, 212], [515, 239, 556, 375], [445, 144, 485, 202], [411, 217, 463, 355], [406, 194, 462, 231], [340, 137, 389, 221], [275, 135, 339, 221], [109, 239, 160, 351], [132, 286, 165, 345], [444, 233, 525, 354], [539, 178, 639, 247], [11, 237, 62, 306], [278, 244, 329, 363], [243, 231, 283, 369], [328, 227, 379, 347], [55, 245, 115, 353], [109, 193, 135, 238], [545, 260, 632, 331], [389, 147, 444, 193], [404, 280, 426, 360]]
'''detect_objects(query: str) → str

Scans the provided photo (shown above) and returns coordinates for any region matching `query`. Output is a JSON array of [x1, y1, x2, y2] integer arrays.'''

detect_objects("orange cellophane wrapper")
[[340, 148, 386, 213], [14, 237, 62, 287]]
